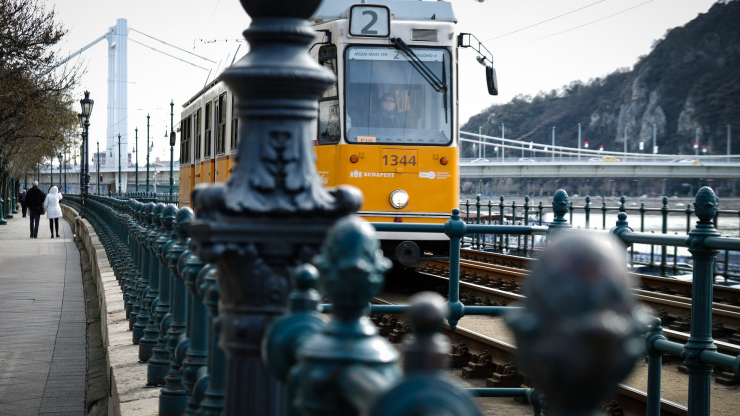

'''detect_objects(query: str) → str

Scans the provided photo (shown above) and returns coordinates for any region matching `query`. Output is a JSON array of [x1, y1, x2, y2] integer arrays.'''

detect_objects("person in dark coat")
[[369, 93, 401, 129], [19, 189, 27, 217], [25, 181, 45, 238]]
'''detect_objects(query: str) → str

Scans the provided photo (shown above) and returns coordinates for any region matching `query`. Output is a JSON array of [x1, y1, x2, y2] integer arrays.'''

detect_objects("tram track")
[[371, 297, 689, 416], [417, 249, 740, 347]]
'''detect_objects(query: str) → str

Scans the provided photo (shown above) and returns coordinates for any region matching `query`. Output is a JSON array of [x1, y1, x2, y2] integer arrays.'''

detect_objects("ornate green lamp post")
[[134, 127, 139, 192], [117, 134, 122, 194], [146, 114, 150, 193], [169, 100, 175, 197], [96, 141, 100, 194], [0, 154, 6, 225], [57, 152, 62, 190], [11, 177, 17, 214], [79, 91, 94, 218]]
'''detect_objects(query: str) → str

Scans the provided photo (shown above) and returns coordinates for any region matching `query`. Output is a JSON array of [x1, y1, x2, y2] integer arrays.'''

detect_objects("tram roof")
[[311, 0, 457, 24]]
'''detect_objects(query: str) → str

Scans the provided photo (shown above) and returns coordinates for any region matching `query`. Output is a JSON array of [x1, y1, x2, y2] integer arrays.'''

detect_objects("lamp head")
[[80, 91, 94, 118]]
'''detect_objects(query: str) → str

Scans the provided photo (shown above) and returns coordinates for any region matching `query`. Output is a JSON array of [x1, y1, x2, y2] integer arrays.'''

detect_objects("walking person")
[[44, 186, 63, 238], [19, 189, 27, 217], [25, 181, 45, 238]]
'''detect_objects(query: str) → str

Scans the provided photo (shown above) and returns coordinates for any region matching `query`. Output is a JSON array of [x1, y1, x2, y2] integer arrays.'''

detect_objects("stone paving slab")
[[0, 215, 85, 415]]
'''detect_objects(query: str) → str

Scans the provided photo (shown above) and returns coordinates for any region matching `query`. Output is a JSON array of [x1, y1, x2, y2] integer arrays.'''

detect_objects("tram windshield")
[[344, 46, 452, 145]]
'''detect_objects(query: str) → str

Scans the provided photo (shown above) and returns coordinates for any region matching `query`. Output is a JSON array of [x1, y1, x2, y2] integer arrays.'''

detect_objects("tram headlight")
[[390, 190, 409, 209]]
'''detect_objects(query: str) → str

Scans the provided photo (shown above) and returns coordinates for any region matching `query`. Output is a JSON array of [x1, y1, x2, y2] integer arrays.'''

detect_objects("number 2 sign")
[[349, 5, 390, 38]]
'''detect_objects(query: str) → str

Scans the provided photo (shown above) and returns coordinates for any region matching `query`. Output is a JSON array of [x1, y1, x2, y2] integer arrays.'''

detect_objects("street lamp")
[[169, 100, 175, 196], [135, 127, 139, 192], [57, 152, 62, 190], [146, 114, 150, 193], [117, 134, 122, 194], [79, 91, 94, 218]]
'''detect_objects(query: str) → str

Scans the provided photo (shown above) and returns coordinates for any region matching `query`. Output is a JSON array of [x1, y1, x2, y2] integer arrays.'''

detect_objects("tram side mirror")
[[486, 65, 498, 96]]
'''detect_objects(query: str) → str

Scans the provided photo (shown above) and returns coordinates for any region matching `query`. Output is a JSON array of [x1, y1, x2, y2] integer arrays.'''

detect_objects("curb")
[[62, 205, 160, 416]]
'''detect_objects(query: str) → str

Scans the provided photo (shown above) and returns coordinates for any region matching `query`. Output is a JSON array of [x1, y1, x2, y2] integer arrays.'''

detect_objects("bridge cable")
[[128, 38, 210, 71], [130, 28, 216, 63]]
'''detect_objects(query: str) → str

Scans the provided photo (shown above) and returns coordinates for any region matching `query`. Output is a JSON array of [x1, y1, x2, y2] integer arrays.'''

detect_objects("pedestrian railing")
[[61, 184, 740, 416], [460, 194, 740, 281]]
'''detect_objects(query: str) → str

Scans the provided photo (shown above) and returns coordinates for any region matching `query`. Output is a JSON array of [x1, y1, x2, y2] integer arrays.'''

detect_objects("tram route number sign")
[[349, 5, 390, 38]]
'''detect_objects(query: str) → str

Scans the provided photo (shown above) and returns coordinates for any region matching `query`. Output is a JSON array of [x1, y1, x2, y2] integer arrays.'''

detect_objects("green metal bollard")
[[262, 265, 326, 414], [292, 217, 395, 416], [660, 197, 669, 276], [584, 195, 591, 229], [645, 318, 667, 416], [140, 203, 166, 360], [148, 204, 178, 386], [445, 209, 466, 330], [195, 266, 226, 415], [159, 207, 195, 415], [684, 187, 720, 415]]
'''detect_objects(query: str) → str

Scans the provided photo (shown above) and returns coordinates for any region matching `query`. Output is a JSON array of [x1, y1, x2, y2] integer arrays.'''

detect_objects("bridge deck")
[[461, 161, 740, 178], [0, 215, 86, 414]]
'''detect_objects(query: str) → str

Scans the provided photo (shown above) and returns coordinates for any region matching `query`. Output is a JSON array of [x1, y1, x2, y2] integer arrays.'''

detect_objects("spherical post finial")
[[507, 233, 648, 415]]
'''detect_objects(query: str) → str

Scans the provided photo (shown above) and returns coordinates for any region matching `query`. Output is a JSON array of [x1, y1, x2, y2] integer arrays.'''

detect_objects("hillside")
[[462, 0, 740, 157]]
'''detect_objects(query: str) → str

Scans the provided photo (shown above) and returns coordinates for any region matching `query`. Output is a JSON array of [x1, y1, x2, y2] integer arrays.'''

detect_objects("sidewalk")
[[0, 214, 86, 415]]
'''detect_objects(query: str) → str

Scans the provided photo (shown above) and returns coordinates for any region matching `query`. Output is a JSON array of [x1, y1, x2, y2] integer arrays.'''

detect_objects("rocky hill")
[[462, 0, 740, 157]]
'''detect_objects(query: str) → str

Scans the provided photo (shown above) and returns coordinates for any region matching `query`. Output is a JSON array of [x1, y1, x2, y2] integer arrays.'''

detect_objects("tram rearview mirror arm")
[[458, 33, 498, 95]]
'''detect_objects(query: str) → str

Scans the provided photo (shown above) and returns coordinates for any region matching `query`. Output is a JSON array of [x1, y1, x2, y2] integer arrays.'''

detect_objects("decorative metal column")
[[684, 187, 720, 415], [187, 1, 362, 415]]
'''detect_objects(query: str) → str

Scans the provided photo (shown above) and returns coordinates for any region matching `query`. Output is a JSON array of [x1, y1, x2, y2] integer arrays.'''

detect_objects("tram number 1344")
[[382, 155, 417, 166]]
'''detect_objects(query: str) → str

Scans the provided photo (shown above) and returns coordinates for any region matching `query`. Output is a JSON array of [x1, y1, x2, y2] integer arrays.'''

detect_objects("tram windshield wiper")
[[391, 37, 448, 123]]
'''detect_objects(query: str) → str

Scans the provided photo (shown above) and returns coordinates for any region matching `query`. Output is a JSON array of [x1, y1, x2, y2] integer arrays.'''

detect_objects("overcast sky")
[[49, 0, 719, 164]]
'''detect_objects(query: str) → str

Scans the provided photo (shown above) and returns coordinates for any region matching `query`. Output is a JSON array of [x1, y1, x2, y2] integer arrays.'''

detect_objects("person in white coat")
[[44, 186, 63, 238]]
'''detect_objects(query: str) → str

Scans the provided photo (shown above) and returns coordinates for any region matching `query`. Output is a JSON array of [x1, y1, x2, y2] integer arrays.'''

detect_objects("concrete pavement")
[[0, 215, 86, 415]]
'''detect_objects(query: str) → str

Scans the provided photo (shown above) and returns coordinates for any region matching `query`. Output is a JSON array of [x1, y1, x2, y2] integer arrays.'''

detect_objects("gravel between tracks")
[[380, 292, 740, 415]]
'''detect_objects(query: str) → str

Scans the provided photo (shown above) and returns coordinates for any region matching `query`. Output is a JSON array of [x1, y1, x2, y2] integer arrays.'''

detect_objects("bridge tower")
[[105, 19, 129, 191]]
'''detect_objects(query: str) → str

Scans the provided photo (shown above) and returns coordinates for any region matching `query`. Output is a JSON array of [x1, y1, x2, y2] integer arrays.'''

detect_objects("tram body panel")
[[316, 144, 458, 226]]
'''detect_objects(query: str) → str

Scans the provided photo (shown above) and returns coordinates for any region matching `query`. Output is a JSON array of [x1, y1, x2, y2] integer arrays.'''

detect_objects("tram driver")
[[369, 93, 402, 129]]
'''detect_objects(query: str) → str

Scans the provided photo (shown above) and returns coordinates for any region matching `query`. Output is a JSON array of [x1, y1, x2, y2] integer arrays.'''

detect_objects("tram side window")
[[317, 44, 340, 145], [230, 95, 238, 152], [181, 115, 192, 163], [195, 108, 202, 161], [216, 93, 227, 154], [205, 101, 212, 158]]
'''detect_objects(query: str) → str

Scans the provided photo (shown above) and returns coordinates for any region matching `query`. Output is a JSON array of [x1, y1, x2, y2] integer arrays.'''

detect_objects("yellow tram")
[[178, 0, 497, 264]]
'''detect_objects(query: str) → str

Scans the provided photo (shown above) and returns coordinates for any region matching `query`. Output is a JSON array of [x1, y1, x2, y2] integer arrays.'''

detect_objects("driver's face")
[[382, 96, 396, 112]]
